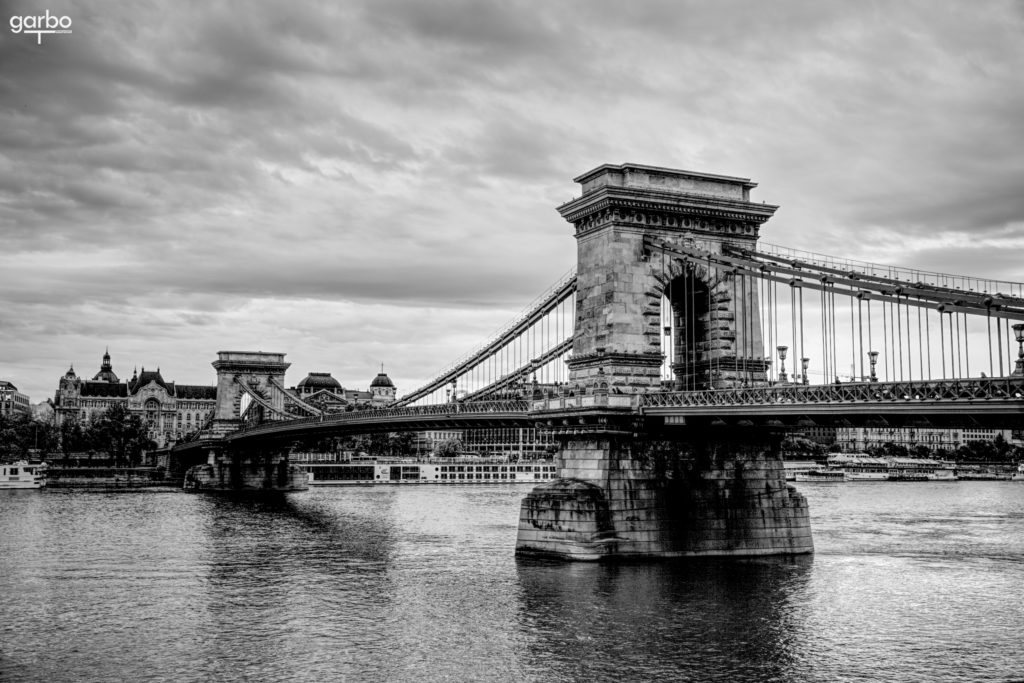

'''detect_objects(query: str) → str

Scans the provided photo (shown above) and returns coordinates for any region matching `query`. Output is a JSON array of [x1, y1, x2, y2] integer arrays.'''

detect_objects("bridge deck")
[[173, 377, 1024, 450]]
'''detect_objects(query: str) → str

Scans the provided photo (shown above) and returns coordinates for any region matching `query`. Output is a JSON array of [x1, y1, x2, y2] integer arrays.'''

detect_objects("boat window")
[[9, 468, 17, 475]]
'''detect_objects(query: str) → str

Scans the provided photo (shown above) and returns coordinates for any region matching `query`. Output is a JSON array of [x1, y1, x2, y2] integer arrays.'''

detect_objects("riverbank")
[[44, 467, 180, 489]]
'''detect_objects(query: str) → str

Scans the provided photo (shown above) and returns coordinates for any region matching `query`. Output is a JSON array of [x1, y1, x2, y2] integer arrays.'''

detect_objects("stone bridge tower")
[[516, 163, 812, 561], [210, 351, 290, 436], [182, 350, 306, 492], [558, 163, 777, 392]]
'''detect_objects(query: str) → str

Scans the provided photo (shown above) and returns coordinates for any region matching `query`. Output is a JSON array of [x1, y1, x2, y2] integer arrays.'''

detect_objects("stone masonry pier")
[[515, 163, 813, 560]]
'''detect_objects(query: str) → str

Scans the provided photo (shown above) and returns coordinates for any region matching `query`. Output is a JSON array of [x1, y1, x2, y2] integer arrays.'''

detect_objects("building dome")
[[370, 372, 394, 388], [91, 349, 119, 383], [297, 372, 343, 391]]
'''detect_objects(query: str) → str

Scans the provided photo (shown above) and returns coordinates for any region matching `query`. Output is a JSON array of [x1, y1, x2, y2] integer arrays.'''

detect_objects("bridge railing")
[[231, 400, 533, 438], [640, 376, 1024, 410]]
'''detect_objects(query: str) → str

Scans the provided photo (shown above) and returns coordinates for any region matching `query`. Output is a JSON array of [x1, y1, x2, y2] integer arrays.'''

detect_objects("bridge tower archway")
[[663, 268, 711, 389], [557, 163, 776, 392]]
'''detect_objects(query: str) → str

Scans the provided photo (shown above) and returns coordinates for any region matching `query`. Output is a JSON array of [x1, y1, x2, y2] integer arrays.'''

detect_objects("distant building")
[[52, 350, 217, 448], [288, 369, 397, 414], [0, 381, 31, 417], [833, 426, 1012, 453]]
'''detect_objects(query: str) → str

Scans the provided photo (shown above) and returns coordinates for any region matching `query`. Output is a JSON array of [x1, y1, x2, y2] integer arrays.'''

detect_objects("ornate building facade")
[[288, 369, 397, 414], [53, 350, 217, 448]]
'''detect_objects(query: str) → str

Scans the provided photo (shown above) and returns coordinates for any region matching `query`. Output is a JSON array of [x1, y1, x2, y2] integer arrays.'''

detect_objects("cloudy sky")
[[2, 0, 1023, 404]]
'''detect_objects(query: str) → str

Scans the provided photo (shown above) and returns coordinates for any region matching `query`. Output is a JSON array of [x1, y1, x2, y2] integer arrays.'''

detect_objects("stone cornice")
[[557, 185, 778, 224], [211, 362, 290, 375], [567, 351, 665, 369], [558, 187, 776, 241]]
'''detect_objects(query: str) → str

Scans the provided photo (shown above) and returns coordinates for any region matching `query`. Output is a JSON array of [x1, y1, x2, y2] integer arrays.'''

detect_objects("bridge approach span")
[[220, 399, 535, 446]]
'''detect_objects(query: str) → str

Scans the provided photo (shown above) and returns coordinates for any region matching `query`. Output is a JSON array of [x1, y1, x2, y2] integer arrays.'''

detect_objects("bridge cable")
[[997, 316, 1004, 376], [988, 309, 994, 377], [798, 283, 805, 384], [790, 283, 796, 383], [766, 269, 773, 382], [773, 268, 780, 383], [925, 304, 932, 380], [832, 285, 840, 381], [819, 282, 827, 384], [833, 290, 839, 381], [952, 312, 960, 378], [882, 299, 889, 381], [823, 282, 830, 383], [867, 298, 874, 377], [690, 264, 697, 388], [897, 294, 904, 383], [940, 310, 947, 379], [906, 296, 914, 383], [958, 311, 966, 376], [743, 270, 750, 384], [857, 295, 865, 381], [921, 301, 929, 382], [732, 269, 739, 385], [946, 312, 955, 378]]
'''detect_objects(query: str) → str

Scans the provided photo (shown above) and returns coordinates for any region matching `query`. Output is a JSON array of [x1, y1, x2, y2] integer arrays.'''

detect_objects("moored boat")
[[826, 453, 889, 481], [298, 456, 558, 486], [0, 461, 47, 489], [794, 469, 847, 483], [886, 457, 957, 481]]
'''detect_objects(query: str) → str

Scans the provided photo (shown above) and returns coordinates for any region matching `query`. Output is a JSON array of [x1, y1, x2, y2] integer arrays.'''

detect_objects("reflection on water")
[[514, 557, 813, 682], [1, 483, 1022, 682]]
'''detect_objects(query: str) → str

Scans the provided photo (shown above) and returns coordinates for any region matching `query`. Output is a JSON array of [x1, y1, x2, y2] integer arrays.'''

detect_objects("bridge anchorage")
[[515, 163, 812, 560]]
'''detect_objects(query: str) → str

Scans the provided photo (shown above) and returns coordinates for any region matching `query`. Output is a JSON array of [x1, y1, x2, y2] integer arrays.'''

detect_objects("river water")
[[1, 481, 1022, 682]]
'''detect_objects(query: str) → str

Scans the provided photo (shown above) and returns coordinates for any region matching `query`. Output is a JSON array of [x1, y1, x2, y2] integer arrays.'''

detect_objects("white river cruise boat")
[[820, 454, 956, 481], [885, 457, 957, 481], [0, 461, 47, 489], [297, 456, 558, 486], [826, 454, 890, 481], [793, 469, 847, 483]]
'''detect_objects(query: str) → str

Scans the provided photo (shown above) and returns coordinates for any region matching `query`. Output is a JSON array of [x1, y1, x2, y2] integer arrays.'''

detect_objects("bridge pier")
[[183, 446, 308, 492], [515, 426, 812, 560]]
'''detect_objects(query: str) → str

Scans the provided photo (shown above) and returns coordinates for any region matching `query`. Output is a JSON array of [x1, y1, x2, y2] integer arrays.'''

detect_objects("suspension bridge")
[[176, 162, 1024, 561]]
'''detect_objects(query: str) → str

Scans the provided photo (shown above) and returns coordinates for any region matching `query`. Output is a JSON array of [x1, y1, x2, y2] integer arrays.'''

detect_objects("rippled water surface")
[[2, 482, 1022, 682]]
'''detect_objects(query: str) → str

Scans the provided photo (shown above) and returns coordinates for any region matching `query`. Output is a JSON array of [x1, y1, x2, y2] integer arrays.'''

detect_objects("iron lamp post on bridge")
[[801, 357, 810, 385], [1013, 323, 1024, 375], [868, 350, 879, 382], [777, 345, 788, 383]]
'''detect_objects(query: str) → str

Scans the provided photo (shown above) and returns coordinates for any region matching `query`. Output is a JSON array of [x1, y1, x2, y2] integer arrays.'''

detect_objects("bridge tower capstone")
[[559, 163, 777, 392], [515, 163, 812, 560]]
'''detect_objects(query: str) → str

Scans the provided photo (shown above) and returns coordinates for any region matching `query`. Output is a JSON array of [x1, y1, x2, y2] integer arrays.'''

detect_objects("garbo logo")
[[10, 10, 72, 44]]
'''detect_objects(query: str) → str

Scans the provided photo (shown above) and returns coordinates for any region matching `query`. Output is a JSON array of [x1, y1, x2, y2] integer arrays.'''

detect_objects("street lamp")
[[1013, 323, 1024, 375], [868, 350, 879, 382], [777, 345, 788, 383], [801, 357, 810, 385]]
